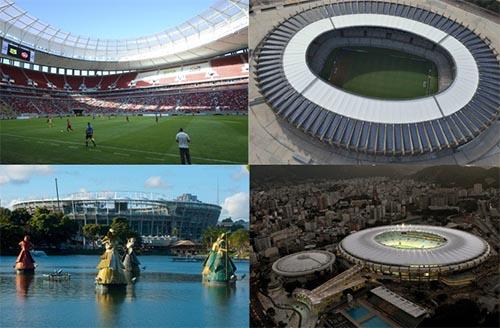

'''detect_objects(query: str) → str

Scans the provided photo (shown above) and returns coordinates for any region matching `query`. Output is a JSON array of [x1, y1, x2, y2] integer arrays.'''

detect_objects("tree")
[[202, 226, 227, 249], [229, 228, 249, 257], [0, 221, 24, 253], [109, 217, 142, 247], [230, 224, 245, 232], [82, 224, 108, 248], [28, 210, 78, 247], [10, 208, 31, 226], [0, 207, 12, 224]]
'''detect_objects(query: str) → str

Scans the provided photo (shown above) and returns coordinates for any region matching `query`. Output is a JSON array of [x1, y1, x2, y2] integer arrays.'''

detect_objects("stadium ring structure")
[[272, 250, 336, 282], [338, 225, 491, 281], [255, 0, 500, 159], [12, 191, 221, 241]]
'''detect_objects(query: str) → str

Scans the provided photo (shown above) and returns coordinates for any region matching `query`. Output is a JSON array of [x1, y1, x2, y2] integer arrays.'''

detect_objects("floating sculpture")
[[122, 237, 141, 282], [202, 233, 237, 286], [14, 236, 35, 274], [96, 229, 127, 288]]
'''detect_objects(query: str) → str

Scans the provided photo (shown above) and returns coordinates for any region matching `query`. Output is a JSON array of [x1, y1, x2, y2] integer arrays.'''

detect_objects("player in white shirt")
[[175, 128, 191, 164]]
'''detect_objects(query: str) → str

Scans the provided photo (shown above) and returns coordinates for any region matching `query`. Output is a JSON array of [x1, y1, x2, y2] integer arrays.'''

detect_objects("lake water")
[[0, 255, 249, 328]]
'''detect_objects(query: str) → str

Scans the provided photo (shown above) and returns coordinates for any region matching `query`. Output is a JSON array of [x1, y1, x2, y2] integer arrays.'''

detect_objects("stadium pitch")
[[0, 115, 247, 164], [321, 46, 439, 100]]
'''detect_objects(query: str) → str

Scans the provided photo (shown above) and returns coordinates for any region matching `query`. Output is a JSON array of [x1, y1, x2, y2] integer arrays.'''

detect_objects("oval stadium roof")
[[339, 225, 489, 267], [256, 1, 500, 157], [272, 250, 335, 277]]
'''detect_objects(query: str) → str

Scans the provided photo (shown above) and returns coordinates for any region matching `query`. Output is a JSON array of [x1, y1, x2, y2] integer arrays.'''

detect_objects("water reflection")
[[96, 288, 126, 328], [203, 284, 236, 306], [15, 274, 34, 298], [1, 256, 249, 328]]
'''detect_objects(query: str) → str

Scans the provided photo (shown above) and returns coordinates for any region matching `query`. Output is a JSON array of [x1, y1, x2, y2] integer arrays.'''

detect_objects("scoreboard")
[[1, 40, 35, 62]]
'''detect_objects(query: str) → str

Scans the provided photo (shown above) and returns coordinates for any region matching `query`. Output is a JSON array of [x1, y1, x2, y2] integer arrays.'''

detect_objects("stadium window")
[[13, 61, 20, 67], [50, 67, 57, 74], [67, 69, 73, 75], [2, 58, 10, 64], [58, 68, 65, 75], [96, 71, 102, 76], [33, 64, 40, 71], [42, 66, 49, 72], [74, 70, 80, 76], [103, 71, 109, 76], [81, 70, 88, 76], [89, 71, 95, 76], [23, 63, 30, 69]]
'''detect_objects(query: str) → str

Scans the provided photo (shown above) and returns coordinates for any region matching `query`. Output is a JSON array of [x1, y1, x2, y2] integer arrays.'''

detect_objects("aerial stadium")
[[272, 250, 336, 282], [338, 225, 491, 281], [12, 191, 221, 241], [250, 0, 500, 164], [0, 0, 248, 164]]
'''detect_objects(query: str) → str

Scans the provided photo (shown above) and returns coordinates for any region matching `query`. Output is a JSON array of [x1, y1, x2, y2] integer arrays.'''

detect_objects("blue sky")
[[0, 165, 249, 221], [15, 0, 215, 39]]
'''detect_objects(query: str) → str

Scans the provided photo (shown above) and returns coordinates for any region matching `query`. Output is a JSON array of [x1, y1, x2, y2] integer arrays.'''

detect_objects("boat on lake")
[[43, 269, 71, 281]]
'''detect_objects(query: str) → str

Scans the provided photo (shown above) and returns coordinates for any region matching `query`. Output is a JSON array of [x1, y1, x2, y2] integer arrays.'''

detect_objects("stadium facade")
[[12, 192, 221, 241], [0, 0, 249, 117], [338, 225, 491, 281], [252, 0, 500, 164]]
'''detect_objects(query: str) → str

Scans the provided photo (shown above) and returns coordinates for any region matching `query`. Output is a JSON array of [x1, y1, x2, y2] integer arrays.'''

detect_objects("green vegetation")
[[202, 226, 249, 258], [321, 46, 438, 99], [82, 218, 142, 249], [412, 166, 500, 188], [0, 207, 78, 253], [0, 115, 247, 164]]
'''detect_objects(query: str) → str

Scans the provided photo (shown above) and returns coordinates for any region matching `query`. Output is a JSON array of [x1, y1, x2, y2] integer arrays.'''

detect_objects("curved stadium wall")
[[255, 0, 500, 159], [12, 192, 221, 241]]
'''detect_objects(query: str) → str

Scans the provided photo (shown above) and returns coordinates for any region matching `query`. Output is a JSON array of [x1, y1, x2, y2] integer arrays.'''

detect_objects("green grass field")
[[0, 115, 247, 164], [320, 46, 438, 99]]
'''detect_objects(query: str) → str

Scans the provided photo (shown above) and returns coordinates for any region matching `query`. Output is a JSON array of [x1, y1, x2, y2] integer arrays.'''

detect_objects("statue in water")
[[96, 229, 127, 287], [202, 233, 237, 286], [122, 237, 141, 282], [14, 236, 35, 274]]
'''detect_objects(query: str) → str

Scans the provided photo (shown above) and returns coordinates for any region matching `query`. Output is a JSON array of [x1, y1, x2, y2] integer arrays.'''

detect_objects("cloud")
[[144, 176, 168, 189], [221, 192, 249, 220], [231, 165, 249, 181], [0, 165, 53, 185]]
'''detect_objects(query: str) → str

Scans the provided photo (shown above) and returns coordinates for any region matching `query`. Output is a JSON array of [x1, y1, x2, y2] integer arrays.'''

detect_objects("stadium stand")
[[0, 83, 248, 116], [0, 52, 248, 117], [0, 53, 247, 91], [255, 1, 500, 157]]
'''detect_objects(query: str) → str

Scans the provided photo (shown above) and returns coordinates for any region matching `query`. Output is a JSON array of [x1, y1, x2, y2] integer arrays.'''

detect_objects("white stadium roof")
[[0, 0, 248, 65], [272, 250, 335, 277], [283, 14, 479, 124], [339, 225, 489, 267], [256, 1, 499, 157]]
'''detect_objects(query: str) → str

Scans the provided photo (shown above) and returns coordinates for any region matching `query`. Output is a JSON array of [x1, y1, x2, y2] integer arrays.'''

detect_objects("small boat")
[[43, 269, 71, 281]]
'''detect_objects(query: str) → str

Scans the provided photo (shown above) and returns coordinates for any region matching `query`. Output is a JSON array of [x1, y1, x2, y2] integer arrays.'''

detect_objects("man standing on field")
[[175, 128, 191, 164]]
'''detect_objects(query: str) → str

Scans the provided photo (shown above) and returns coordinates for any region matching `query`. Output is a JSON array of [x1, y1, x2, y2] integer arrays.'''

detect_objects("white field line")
[[1, 133, 240, 163]]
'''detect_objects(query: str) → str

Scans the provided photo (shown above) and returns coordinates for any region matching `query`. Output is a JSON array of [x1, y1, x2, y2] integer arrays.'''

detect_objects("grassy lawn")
[[0, 115, 248, 164], [321, 46, 438, 99]]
